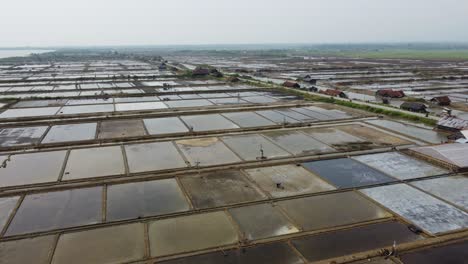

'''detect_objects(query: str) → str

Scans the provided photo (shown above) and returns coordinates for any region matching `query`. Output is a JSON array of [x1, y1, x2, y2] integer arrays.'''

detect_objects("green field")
[[312, 49, 468, 60]]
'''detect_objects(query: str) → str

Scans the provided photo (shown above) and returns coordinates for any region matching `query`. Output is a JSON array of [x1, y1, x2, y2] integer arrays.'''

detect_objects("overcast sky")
[[1, 0, 468, 47]]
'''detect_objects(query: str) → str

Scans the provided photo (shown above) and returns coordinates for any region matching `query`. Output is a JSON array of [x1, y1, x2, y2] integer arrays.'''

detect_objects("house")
[[210, 69, 223, 78], [430, 96, 451, 106], [400, 102, 427, 113], [158, 63, 167, 70], [375, 89, 405, 98], [306, 86, 318, 92], [437, 116, 468, 132], [192, 67, 210, 76], [283, 81, 301, 88], [321, 89, 347, 98], [302, 75, 317, 85], [228, 76, 240, 82], [457, 130, 468, 143]]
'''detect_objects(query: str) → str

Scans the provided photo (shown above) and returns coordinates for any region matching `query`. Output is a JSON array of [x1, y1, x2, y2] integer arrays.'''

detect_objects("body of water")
[[0, 49, 53, 59]]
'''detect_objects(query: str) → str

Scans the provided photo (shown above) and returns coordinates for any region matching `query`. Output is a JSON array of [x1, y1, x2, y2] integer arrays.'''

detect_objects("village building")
[[321, 89, 347, 98], [375, 89, 405, 98], [400, 102, 427, 113], [283, 81, 301, 88], [430, 96, 451, 106]]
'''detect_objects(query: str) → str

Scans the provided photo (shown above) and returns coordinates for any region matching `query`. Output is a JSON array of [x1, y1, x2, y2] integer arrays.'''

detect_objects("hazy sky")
[[1, 0, 468, 47]]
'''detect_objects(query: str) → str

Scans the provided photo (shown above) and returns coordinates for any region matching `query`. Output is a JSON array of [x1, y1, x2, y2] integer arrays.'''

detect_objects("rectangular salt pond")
[[0, 235, 57, 264], [244, 165, 336, 198], [0, 126, 48, 147], [262, 131, 335, 155], [337, 124, 411, 146], [148, 212, 239, 257], [97, 83, 115, 89], [124, 142, 187, 173], [56, 84, 78, 90], [302, 127, 365, 145], [303, 106, 350, 119], [411, 175, 468, 210], [273, 109, 317, 122], [31, 86, 55, 91], [221, 134, 291, 161], [52, 223, 145, 264], [79, 83, 99, 89], [178, 94, 202, 99], [63, 146, 125, 180], [399, 240, 468, 264], [181, 114, 239, 131], [198, 92, 231, 98], [0, 196, 19, 231], [255, 110, 300, 124], [410, 143, 468, 168], [165, 99, 214, 108], [228, 203, 299, 240], [302, 158, 396, 188], [13, 99, 68, 108], [144, 117, 189, 135], [106, 179, 189, 221], [278, 192, 391, 231], [42, 123, 97, 143], [353, 152, 448, 180], [366, 119, 447, 144], [98, 120, 146, 138], [291, 107, 335, 120], [113, 96, 158, 103], [222, 112, 276, 127], [159, 95, 181, 100], [291, 221, 422, 262], [58, 104, 114, 115], [6, 187, 102, 236], [0, 151, 67, 187], [209, 97, 248, 105], [176, 137, 242, 166], [115, 102, 168, 111], [114, 82, 134, 88], [180, 170, 266, 209], [361, 184, 468, 234], [159, 242, 304, 264], [0, 107, 61, 119], [243, 96, 278, 104]]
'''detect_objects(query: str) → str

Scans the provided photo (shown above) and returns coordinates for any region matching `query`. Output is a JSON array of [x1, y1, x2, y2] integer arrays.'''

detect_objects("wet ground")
[[0, 57, 466, 264]]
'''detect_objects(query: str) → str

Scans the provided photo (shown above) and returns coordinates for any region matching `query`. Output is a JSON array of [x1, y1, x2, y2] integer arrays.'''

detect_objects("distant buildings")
[[192, 67, 211, 76], [158, 63, 167, 70], [192, 67, 223, 77]]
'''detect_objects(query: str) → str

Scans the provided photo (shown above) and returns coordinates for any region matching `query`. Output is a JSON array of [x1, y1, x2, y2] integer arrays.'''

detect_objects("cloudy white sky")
[[1, 0, 468, 47]]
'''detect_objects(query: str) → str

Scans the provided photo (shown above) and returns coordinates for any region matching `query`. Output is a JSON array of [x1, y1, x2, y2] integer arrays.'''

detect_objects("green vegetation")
[[403, 97, 427, 103], [309, 49, 468, 61]]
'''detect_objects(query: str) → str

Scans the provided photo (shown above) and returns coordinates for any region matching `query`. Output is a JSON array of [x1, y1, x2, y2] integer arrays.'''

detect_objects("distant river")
[[0, 49, 53, 59]]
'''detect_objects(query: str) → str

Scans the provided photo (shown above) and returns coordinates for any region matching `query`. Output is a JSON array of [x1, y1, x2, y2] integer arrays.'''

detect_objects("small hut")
[[430, 96, 451, 106], [400, 102, 427, 113], [321, 89, 347, 98], [283, 81, 301, 88]]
